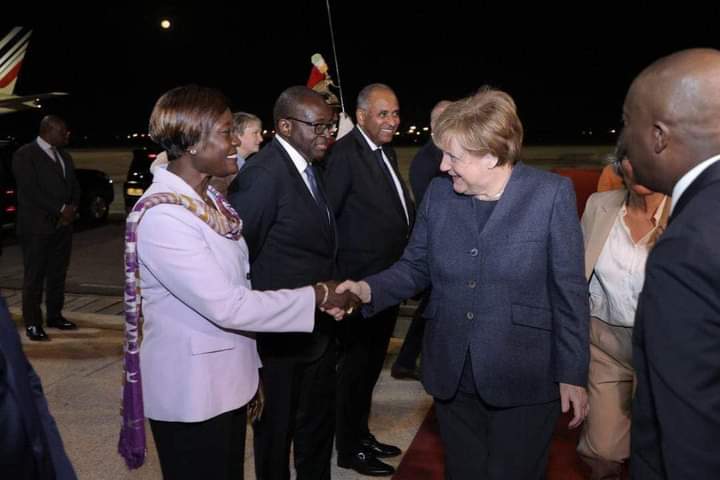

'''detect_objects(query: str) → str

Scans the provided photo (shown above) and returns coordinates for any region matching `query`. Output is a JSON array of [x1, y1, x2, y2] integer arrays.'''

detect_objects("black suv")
[[0, 138, 115, 226], [123, 139, 160, 211]]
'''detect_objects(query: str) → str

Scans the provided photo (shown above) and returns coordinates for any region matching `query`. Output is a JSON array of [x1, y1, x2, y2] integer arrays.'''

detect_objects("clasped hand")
[[317, 280, 361, 320]]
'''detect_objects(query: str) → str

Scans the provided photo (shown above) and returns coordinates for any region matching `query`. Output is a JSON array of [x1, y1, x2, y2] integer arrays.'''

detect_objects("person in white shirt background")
[[576, 138, 669, 479]]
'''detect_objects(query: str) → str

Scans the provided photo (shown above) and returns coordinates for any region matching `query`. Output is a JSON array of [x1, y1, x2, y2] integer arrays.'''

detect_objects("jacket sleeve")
[[137, 207, 316, 333], [364, 180, 433, 314], [12, 148, 65, 215], [227, 166, 279, 260], [548, 178, 590, 387]]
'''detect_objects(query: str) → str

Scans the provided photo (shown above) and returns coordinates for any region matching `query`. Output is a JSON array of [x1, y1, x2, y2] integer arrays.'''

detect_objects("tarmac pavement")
[[3, 290, 429, 479]]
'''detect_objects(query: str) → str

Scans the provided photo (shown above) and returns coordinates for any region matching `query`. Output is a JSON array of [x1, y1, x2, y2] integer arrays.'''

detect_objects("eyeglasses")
[[286, 117, 338, 136]]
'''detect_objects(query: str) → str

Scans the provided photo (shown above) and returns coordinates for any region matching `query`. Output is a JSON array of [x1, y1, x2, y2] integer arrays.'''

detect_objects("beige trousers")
[[577, 317, 634, 479]]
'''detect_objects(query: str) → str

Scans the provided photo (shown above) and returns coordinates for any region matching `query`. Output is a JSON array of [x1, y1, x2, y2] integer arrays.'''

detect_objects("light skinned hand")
[[321, 306, 347, 321], [560, 383, 588, 429], [335, 280, 371, 303]]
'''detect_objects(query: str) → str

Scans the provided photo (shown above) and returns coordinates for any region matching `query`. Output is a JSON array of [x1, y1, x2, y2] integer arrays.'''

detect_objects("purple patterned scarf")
[[118, 184, 243, 469]]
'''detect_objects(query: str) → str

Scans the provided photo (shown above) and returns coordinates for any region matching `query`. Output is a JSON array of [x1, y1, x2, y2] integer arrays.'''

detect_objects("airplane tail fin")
[[0, 27, 32, 96]]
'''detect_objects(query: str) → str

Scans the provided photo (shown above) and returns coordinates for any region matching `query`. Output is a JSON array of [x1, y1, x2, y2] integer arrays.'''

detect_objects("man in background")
[[324, 83, 414, 477], [12, 115, 80, 341]]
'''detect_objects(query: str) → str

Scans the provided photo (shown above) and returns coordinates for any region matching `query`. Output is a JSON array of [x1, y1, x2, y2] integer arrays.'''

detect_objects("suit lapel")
[[475, 162, 528, 240], [33, 143, 66, 181], [670, 159, 720, 222], [352, 128, 410, 226], [272, 140, 336, 247], [584, 190, 625, 279]]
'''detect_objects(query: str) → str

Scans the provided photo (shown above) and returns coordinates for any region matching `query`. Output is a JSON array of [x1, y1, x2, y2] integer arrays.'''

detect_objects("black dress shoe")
[[391, 364, 421, 381], [337, 450, 395, 476], [360, 434, 402, 458], [47, 317, 77, 330], [26, 325, 50, 341]]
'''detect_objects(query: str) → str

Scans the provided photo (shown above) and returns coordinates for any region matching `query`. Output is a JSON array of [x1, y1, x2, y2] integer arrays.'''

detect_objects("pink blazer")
[[137, 166, 315, 422]]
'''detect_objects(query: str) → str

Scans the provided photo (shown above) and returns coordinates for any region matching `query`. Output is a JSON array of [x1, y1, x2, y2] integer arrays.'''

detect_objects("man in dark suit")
[[624, 49, 720, 479], [228, 86, 338, 480], [324, 83, 414, 476], [12, 116, 80, 341], [0, 294, 77, 479], [392, 99, 450, 381]]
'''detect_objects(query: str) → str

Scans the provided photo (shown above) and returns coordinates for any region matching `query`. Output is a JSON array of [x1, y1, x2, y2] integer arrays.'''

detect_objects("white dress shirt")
[[136, 165, 316, 422], [357, 127, 410, 224], [275, 135, 317, 199], [671, 153, 720, 214], [589, 199, 666, 327]]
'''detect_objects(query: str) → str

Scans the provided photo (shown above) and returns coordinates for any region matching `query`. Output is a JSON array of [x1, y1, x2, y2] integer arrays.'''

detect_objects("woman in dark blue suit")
[[338, 87, 590, 479]]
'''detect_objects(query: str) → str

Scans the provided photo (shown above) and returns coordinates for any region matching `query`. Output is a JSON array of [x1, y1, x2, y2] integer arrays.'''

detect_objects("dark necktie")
[[51, 147, 66, 177], [375, 147, 409, 225], [305, 164, 330, 222], [374, 147, 396, 189]]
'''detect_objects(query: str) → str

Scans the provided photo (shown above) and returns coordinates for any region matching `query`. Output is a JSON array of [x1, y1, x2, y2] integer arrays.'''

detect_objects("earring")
[[189, 148, 197, 155]]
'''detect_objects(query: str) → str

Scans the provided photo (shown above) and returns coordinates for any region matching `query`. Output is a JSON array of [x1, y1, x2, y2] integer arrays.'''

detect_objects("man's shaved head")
[[623, 49, 720, 194], [38, 115, 70, 147]]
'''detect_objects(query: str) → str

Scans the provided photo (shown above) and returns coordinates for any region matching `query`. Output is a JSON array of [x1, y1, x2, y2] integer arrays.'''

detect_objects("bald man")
[[324, 84, 414, 476], [623, 49, 720, 479], [12, 115, 80, 341]]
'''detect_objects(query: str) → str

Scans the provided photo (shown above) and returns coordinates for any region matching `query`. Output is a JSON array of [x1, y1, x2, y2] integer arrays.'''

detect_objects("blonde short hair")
[[233, 112, 261, 135], [433, 87, 524, 166]]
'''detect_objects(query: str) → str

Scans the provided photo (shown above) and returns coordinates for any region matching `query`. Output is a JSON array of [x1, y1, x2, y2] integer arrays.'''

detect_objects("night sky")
[[2, 2, 719, 145]]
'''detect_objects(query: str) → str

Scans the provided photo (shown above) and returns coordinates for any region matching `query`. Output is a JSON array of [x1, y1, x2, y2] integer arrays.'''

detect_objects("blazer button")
[[466, 312, 474, 320], [467, 280, 477, 288], [470, 248, 479, 257]]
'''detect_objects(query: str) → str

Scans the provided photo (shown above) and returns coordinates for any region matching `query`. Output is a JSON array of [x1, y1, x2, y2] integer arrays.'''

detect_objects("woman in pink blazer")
[[118, 85, 356, 479]]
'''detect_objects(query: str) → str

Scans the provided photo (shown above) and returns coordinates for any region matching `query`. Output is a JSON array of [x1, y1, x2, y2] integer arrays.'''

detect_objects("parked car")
[[0, 139, 17, 227], [0, 139, 115, 226], [123, 139, 160, 211]]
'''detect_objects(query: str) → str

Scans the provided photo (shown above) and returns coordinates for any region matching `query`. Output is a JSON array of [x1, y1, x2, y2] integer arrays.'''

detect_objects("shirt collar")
[[619, 194, 668, 224], [357, 126, 380, 151], [671, 153, 720, 213], [151, 164, 205, 202], [36, 136, 54, 152], [275, 135, 310, 174]]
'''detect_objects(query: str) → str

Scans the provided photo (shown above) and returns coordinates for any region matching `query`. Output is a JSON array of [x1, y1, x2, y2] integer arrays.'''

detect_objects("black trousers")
[[149, 407, 247, 480], [434, 354, 560, 480], [394, 293, 428, 371], [336, 305, 398, 455], [20, 226, 72, 327], [253, 344, 336, 480]]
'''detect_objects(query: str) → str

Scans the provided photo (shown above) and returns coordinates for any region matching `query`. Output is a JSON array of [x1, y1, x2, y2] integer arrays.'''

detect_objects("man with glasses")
[[228, 86, 338, 480], [324, 83, 415, 476]]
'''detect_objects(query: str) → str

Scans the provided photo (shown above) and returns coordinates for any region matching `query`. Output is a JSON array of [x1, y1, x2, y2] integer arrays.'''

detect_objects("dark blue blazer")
[[0, 296, 76, 479], [631, 159, 720, 479], [365, 163, 589, 406]]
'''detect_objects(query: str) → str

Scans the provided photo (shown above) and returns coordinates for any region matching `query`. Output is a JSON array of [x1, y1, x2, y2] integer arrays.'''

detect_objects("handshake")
[[313, 280, 372, 320]]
